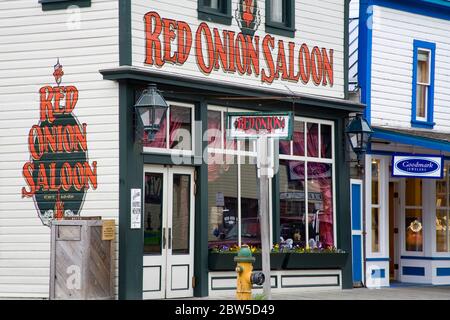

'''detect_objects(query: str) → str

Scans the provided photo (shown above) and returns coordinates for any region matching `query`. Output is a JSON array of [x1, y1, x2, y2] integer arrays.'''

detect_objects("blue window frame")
[[411, 40, 436, 129]]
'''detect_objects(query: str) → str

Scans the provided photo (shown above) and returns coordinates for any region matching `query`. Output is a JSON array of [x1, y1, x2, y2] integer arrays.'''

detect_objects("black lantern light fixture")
[[345, 113, 373, 157], [134, 84, 169, 141]]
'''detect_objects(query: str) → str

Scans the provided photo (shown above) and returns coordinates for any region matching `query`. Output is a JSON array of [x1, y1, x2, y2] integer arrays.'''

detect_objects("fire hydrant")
[[234, 245, 265, 300]]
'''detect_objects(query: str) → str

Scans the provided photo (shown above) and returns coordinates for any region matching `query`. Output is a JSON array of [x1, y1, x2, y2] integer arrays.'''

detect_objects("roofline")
[[100, 66, 365, 113], [368, 0, 450, 20]]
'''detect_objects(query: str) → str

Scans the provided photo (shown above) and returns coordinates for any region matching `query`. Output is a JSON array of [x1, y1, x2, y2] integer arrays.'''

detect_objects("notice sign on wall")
[[392, 154, 444, 179], [227, 112, 293, 140], [131, 188, 142, 229]]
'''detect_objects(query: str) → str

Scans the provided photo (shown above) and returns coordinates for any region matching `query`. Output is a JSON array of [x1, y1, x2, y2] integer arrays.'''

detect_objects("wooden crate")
[[49, 219, 115, 300]]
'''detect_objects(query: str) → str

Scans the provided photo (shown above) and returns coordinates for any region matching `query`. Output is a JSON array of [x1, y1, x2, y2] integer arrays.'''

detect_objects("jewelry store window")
[[207, 106, 263, 249], [436, 164, 450, 252], [278, 117, 335, 249]]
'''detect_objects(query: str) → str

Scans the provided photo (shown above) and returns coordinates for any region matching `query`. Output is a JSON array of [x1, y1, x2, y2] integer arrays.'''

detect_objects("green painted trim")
[[40, 0, 90, 10], [225, 111, 294, 140], [344, 0, 350, 100], [280, 274, 340, 288], [194, 100, 209, 297], [99, 67, 365, 113], [119, 0, 132, 66], [334, 117, 353, 289], [118, 81, 144, 300], [197, 0, 232, 25]]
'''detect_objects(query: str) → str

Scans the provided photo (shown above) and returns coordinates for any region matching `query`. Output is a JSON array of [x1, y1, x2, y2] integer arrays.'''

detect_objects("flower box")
[[208, 252, 288, 271], [283, 252, 349, 269]]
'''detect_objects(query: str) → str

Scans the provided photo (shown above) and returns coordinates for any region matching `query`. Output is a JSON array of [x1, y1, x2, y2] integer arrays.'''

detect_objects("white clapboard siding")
[[350, 0, 360, 19], [370, 6, 450, 132], [0, 0, 120, 298], [131, 0, 346, 99]]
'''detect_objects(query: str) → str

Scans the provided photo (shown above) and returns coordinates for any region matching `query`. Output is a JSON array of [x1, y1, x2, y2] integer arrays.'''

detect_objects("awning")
[[371, 127, 450, 153]]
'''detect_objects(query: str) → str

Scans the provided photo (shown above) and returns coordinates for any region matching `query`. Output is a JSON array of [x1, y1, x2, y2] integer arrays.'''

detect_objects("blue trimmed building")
[[350, 0, 450, 287]]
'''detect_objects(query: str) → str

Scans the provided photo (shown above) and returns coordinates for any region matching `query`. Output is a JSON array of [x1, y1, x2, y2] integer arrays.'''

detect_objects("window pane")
[[144, 173, 164, 254], [321, 124, 332, 159], [170, 106, 192, 150], [224, 116, 237, 150], [416, 84, 427, 119], [307, 162, 334, 248], [405, 179, 422, 207], [293, 121, 305, 156], [208, 157, 238, 248], [204, 0, 219, 9], [436, 209, 448, 252], [208, 110, 222, 149], [372, 208, 380, 253], [306, 123, 319, 157], [436, 177, 447, 208], [240, 157, 260, 247], [279, 140, 291, 155], [271, 0, 284, 23], [371, 159, 380, 205], [405, 208, 423, 252], [144, 115, 167, 149], [417, 51, 429, 83], [171, 174, 191, 254], [279, 160, 306, 248]]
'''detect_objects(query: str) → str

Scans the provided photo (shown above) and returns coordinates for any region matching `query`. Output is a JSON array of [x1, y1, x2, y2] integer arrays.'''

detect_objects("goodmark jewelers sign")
[[227, 112, 293, 139], [392, 154, 444, 179]]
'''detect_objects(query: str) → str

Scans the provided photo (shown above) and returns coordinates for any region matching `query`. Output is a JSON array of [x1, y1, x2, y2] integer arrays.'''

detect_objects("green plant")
[[253, 293, 266, 300]]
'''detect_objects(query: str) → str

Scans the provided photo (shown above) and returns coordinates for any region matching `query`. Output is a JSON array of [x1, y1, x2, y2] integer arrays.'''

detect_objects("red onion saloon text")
[[144, 11, 334, 86]]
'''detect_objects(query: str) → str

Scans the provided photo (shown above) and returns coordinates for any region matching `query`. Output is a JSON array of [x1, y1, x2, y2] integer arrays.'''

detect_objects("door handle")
[[162, 228, 166, 249], [168, 228, 172, 250]]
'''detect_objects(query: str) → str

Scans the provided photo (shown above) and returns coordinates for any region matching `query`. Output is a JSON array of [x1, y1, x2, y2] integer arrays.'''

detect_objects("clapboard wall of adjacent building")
[[370, 6, 450, 132], [131, 0, 346, 99], [0, 0, 119, 298]]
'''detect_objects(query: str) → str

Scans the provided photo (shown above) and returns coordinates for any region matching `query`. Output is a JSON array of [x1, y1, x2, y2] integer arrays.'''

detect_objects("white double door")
[[142, 165, 195, 299]]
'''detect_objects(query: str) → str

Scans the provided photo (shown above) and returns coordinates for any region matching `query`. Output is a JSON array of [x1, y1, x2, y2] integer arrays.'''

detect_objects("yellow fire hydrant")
[[234, 245, 265, 300]]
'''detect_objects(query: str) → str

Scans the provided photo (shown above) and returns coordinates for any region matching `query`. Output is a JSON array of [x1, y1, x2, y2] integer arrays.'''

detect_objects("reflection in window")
[[405, 179, 423, 252], [144, 173, 164, 254], [307, 162, 334, 248], [240, 157, 260, 247], [144, 105, 193, 151], [279, 160, 306, 247], [436, 165, 450, 252], [208, 157, 238, 247], [279, 119, 334, 249]]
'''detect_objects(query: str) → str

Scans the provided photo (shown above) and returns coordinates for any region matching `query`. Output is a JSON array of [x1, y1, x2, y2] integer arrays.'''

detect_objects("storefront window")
[[436, 165, 450, 252], [279, 118, 334, 249], [405, 179, 423, 252], [143, 104, 193, 152], [371, 159, 380, 253], [207, 108, 260, 248]]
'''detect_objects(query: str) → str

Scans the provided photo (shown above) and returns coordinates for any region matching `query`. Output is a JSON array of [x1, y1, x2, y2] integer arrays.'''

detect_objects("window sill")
[[265, 22, 295, 38], [198, 8, 232, 26], [39, 0, 91, 11], [411, 119, 435, 129]]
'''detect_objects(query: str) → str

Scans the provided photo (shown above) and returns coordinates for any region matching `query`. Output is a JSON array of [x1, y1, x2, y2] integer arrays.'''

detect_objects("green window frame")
[[265, 0, 295, 38], [39, 0, 91, 11], [197, 0, 232, 25]]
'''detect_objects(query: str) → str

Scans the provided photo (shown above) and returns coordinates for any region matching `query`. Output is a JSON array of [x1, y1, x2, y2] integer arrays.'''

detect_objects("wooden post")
[[257, 135, 272, 300]]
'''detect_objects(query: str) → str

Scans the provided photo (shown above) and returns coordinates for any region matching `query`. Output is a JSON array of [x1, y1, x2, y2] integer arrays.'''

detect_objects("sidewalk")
[[198, 285, 450, 300]]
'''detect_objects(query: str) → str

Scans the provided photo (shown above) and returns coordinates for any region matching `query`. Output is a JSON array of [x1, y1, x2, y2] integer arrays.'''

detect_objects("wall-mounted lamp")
[[134, 84, 169, 141], [345, 114, 373, 160]]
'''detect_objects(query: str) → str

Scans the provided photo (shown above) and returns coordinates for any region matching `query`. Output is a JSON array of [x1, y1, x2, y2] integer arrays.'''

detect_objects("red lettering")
[[322, 48, 334, 87], [196, 23, 214, 74], [262, 35, 275, 84], [177, 21, 192, 64], [163, 18, 178, 63], [235, 33, 247, 75], [299, 44, 311, 84], [246, 35, 260, 76], [144, 11, 164, 67], [311, 46, 323, 86], [21, 162, 35, 197], [214, 29, 228, 71], [40, 86, 55, 123], [275, 40, 289, 80], [288, 42, 300, 81]]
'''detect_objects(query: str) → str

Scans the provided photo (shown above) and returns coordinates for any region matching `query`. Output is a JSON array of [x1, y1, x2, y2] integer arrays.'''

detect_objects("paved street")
[[200, 284, 450, 300]]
